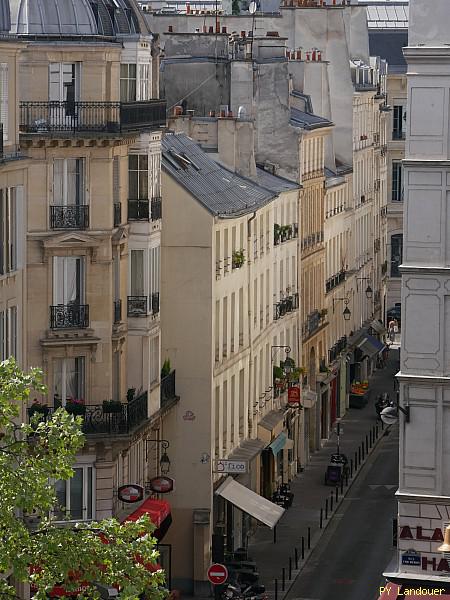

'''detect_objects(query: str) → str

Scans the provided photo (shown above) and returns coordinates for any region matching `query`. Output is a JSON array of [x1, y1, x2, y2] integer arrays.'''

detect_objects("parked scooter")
[[221, 583, 267, 600], [271, 482, 294, 509], [375, 393, 394, 420]]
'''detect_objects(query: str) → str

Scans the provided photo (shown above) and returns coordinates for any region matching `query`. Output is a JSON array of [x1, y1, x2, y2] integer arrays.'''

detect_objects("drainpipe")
[[247, 212, 257, 437]]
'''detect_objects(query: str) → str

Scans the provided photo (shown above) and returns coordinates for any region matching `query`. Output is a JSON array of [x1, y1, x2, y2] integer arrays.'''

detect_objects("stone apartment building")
[[160, 126, 301, 593], [0, 0, 177, 575]]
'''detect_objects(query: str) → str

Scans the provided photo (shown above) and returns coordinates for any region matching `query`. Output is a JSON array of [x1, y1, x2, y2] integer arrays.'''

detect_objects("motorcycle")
[[221, 583, 267, 600], [375, 393, 394, 420]]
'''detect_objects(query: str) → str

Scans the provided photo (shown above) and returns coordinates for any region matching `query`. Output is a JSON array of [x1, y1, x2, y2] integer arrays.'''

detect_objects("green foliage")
[[161, 358, 171, 379], [232, 249, 245, 269], [232, 0, 240, 14], [0, 358, 166, 600]]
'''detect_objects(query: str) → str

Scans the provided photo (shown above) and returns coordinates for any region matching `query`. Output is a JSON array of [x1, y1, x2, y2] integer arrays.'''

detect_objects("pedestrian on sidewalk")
[[388, 319, 396, 343]]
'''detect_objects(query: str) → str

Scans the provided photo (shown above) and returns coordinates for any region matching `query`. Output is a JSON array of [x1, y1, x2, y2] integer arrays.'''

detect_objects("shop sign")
[[213, 459, 248, 474], [401, 549, 421, 566], [147, 476, 175, 494], [118, 484, 144, 503], [288, 386, 301, 407], [399, 525, 444, 542]]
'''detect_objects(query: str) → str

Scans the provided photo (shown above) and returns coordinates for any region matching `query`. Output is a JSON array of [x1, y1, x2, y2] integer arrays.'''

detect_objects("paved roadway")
[[286, 425, 399, 600]]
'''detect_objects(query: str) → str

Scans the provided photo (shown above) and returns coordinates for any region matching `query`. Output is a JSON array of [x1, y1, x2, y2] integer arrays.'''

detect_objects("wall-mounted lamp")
[[145, 438, 171, 474], [356, 277, 373, 299], [438, 525, 450, 554], [333, 297, 351, 321]]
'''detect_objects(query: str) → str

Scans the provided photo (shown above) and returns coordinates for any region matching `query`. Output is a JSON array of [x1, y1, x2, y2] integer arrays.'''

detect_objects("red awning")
[[378, 583, 450, 600], [123, 498, 171, 528]]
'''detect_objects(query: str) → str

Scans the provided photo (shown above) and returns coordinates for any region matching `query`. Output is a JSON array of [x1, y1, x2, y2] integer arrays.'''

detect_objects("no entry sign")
[[207, 563, 228, 585]]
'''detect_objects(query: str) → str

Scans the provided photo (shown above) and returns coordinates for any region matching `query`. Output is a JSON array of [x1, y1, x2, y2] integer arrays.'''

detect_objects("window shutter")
[[0, 63, 8, 142], [113, 156, 120, 204]]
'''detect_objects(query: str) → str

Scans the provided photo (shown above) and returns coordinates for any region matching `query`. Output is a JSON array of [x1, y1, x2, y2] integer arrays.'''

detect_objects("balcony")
[[392, 130, 406, 141], [127, 296, 148, 317], [19, 100, 167, 135], [160, 370, 178, 407], [50, 304, 89, 329], [151, 292, 160, 315], [273, 294, 298, 320], [50, 205, 89, 230], [128, 199, 149, 220], [325, 270, 346, 293], [114, 202, 121, 227], [151, 197, 162, 221], [28, 391, 148, 436], [114, 299, 122, 323]]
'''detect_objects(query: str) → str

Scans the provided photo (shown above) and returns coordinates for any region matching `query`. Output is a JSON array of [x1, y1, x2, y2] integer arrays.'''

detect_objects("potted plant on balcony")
[[65, 398, 86, 416], [28, 399, 49, 419], [102, 399, 123, 414], [320, 308, 328, 320], [232, 249, 245, 269], [274, 223, 281, 245], [161, 358, 171, 379], [273, 365, 287, 390], [126, 388, 136, 403]]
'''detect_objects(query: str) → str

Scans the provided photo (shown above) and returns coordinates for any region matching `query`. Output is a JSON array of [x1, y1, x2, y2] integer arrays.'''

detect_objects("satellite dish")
[[380, 406, 398, 426], [249, 1, 257, 14]]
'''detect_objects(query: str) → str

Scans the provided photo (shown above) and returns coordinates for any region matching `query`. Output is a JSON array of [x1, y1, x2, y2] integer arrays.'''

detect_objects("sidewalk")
[[246, 341, 400, 599]]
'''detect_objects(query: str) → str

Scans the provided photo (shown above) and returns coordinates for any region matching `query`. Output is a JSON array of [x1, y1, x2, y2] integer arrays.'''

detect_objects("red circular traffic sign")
[[207, 563, 228, 585]]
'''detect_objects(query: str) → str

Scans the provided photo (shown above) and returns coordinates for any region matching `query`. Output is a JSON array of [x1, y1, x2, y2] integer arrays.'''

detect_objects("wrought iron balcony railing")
[[128, 199, 149, 220], [151, 196, 162, 221], [127, 296, 147, 317], [114, 202, 121, 227], [114, 299, 122, 323], [273, 295, 298, 320], [151, 292, 160, 315], [50, 205, 89, 230], [160, 370, 177, 407], [20, 100, 167, 135], [50, 304, 89, 329], [28, 391, 148, 435]]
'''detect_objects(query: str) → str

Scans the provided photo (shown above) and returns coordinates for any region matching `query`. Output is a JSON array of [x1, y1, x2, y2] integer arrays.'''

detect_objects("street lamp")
[[145, 439, 171, 474], [356, 277, 373, 299], [333, 297, 351, 321]]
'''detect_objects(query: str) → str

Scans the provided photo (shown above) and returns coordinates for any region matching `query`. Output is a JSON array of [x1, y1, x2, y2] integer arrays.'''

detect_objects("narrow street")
[[286, 425, 399, 600]]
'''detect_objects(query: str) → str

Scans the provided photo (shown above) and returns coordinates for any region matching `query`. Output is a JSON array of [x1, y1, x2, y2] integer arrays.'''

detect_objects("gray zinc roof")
[[162, 133, 277, 217], [256, 167, 299, 193], [369, 30, 408, 73], [290, 108, 333, 130]]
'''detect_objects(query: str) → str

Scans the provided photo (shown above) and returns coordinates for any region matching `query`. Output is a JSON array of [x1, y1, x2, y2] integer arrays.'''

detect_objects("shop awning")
[[215, 476, 285, 529], [371, 319, 387, 335], [229, 438, 266, 462], [269, 432, 287, 455], [356, 333, 385, 359], [123, 498, 172, 541], [258, 409, 285, 433]]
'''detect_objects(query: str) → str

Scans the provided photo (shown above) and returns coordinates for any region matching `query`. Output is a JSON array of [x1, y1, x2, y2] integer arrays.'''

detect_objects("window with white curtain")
[[53, 356, 85, 406], [138, 64, 150, 100], [128, 155, 148, 201], [149, 246, 160, 298], [49, 63, 80, 103], [53, 158, 85, 206], [53, 256, 85, 305], [0, 63, 8, 141], [55, 464, 94, 521], [120, 64, 136, 102], [131, 250, 145, 296]]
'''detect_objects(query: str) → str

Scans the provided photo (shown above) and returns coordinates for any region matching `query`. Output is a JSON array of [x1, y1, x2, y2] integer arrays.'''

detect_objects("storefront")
[[348, 328, 386, 383], [257, 409, 288, 497]]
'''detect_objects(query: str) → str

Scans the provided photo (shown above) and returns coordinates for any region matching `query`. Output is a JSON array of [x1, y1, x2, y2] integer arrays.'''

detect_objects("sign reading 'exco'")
[[213, 459, 248, 474]]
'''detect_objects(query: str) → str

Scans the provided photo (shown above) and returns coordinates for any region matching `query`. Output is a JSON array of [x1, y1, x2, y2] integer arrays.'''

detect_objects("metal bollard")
[[295, 547, 299, 569], [308, 526, 311, 549], [370, 429, 373, 446], [376, 423, 379, 438], [325, 498, 328, 519], [362, 442, 365, 460], [273, 525, 277, 544], [282, 568, 286, 592], [330, 491, 334, 511], [335, 486, 339, 503], [381, 419, 384, 431], [358, 446, 362, 463], [365, 435, 369, 454], [320, 507, 323, 528], [289, 557, 292, 580], [275, 579, 278, 600], [302, 536, 305, 560], [340, 478, 344, 495], [350, 458, 354, 477]]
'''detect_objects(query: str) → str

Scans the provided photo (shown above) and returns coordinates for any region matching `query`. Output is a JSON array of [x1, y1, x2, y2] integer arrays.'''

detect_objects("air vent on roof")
[[264, 162, 276, 175]]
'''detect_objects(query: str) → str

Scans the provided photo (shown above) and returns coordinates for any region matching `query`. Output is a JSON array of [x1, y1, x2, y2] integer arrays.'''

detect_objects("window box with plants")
[[65, 398, 86, 416], [320, 308, 328, 321], [232, 249, 245, 269], [274, 224, 281, 246], [102, 400, 123, 414]]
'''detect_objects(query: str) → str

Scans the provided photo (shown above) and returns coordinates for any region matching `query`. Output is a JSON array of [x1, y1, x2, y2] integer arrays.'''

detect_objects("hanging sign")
[[118, 484, 144, 503], [288, 386, 301, 407]]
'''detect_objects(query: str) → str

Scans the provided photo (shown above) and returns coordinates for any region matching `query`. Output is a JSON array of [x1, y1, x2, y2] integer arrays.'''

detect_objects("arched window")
[[391, 233, 403, 277]]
